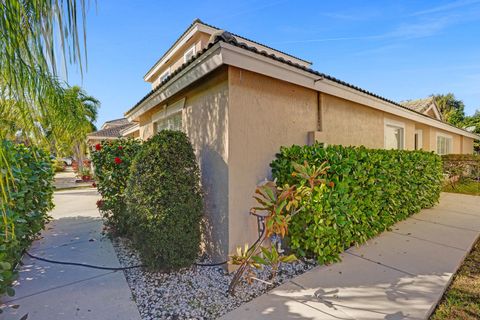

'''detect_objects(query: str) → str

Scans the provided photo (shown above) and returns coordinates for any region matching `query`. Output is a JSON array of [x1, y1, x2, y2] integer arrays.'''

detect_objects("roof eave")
[[130, 37, 480, 141]]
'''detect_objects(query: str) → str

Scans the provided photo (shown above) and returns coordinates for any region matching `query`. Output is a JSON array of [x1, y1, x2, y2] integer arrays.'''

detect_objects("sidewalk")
[[1, 189, 141, 320], [221, 192, 480, 320], [54, 167, 92, 190]]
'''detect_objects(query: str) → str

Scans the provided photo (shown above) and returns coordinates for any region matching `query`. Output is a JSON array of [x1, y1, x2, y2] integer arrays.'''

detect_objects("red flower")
[[95, 143, 102, 151], [96, 199, 104, 209], [114, 157, 122, 164], [329, 181, 335, 188], [92, 182, 97, 188], [118, 146, 123, 150]]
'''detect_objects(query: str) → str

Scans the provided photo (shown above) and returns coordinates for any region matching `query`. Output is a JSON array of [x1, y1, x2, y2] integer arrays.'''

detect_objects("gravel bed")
[[113, 237, 317, 320]]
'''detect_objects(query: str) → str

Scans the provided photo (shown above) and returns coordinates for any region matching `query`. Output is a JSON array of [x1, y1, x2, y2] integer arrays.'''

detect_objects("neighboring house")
[[124, 19, 480, 261], [400, 97, 443, 121], [86, 118, 139, 147]]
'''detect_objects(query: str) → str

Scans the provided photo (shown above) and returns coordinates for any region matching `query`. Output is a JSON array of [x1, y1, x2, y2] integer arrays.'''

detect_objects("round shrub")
[[91, 138, 141, 235], [126, 130, 203, 270]]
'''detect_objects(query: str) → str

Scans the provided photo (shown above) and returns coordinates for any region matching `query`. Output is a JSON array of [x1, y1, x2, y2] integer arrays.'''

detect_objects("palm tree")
[[1, 0, 89, 235], [57, 86, 100, 168]]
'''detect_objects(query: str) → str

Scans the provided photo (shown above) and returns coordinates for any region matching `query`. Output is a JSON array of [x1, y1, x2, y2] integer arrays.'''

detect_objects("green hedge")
[[0, 141, 54, 295], [126, 131, 203, 270], [271, 143, 443, 264], [91, 139, 142, 235]]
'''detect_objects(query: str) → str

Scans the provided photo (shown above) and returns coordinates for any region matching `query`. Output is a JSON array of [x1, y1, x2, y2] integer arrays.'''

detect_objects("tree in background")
[[1, 0, 89, 237], [433, 93, 466, 126], [43, 86, 100, 159], [463, 110, 480, 152]]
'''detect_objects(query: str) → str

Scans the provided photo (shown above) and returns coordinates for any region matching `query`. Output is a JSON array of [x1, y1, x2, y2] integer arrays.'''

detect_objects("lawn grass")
[[442, 180, 480, 196], [430, 237, 480, 320]]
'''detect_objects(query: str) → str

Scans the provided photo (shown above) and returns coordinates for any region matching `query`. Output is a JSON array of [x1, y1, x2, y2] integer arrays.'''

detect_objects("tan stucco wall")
[[183, 70, 229, 259], [227, 66, 318, 253], [316, 94, 384, 148], [462, 136, 475, 154], [151, 32, 212, 88]]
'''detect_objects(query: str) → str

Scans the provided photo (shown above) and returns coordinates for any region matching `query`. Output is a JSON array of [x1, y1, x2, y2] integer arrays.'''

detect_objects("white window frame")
[[384, 119, 405, 150], [183, 45, 196, 63], [436, 133, 453, 155], [414, 129, 423, 150], [159, 67, 171, 83], [152, 98, 186, 132]]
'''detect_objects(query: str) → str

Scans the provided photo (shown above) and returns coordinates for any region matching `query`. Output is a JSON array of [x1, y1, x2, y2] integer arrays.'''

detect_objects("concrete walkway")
[[1, 189, 141, 320], [221, 193, 480, 320], [54, 167, 92, 190]]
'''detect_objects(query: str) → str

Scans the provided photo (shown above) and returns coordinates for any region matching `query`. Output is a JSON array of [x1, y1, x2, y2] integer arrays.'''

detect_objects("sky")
[[65, 0, 480, 126]]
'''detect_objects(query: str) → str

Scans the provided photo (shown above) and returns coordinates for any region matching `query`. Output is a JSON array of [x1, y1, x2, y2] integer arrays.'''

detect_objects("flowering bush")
[[91, 139, 141, 234]]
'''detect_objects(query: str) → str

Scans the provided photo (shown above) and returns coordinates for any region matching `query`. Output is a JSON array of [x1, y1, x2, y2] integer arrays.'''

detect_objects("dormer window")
[[159, 68, 170, 83], [183, 46, 196, 63]]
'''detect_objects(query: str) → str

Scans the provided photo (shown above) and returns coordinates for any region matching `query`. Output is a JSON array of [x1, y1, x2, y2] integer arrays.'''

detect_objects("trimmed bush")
[[0, 141, 54, 295], [126, 131, 203, 270], [271, 143, 443, 264], [91, 139, 141, 234]]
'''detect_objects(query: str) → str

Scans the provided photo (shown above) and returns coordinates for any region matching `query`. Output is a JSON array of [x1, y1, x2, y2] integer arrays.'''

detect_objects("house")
[[86, 118, 139, 147], [400, 97, 443, 121], [124, 19, 479, 261]]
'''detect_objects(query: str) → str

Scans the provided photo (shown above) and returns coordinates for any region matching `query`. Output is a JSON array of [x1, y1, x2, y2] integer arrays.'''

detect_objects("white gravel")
[[113, 237, 317, 320]]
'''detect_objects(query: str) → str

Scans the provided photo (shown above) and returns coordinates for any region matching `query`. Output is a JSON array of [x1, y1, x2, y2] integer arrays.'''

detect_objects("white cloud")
[[411, 0, 480, 16]]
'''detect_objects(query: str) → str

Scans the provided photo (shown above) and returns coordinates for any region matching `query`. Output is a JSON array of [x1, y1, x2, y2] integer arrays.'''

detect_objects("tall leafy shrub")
[[126, 130, 203, 270], [271, 143, 443, 264], [0, 141, 54, 295], [91, 139, 141, 235]]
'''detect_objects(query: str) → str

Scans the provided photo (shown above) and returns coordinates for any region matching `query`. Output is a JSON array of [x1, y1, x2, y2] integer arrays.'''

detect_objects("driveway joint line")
[[410, 217, 479, 232], [390, 231, 468, 252], [3, 271, 116, 303], [345, 251, 415, 276], [434, 208, 480, 217], [29, 237, 109, 253]]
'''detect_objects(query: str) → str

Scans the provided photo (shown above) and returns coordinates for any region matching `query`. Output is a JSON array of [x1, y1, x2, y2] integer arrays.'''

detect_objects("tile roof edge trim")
[[144, 19, 311, 81], [129, 35, 479, 140], [126, 41, 224, 118], [218, 41, 479, 139]]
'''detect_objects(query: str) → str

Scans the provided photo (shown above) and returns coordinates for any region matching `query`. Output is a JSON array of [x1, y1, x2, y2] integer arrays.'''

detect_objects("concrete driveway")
[[221, 192, 480, 320], [0, 189, 141, 320]]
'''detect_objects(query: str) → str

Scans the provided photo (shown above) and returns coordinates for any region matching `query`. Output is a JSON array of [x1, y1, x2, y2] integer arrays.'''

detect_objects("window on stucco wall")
[[153, 98, 185, 133], [437, 134, 452, 155], [384, 121, 405, 150], [183, 45, 196, 63]]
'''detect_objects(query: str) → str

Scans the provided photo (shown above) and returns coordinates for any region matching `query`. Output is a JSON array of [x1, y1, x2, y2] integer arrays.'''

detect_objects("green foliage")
[[433, 93, 466, 126], [90, 139, 141, 234], [53, 159, 66, 172], [229, 162, 328, 295], [271, 143, 443, 264], [0, 141, 54, 296], [252, 246, 297, 279], [462, 110, 480, 152], [126, 131, 203, 270]]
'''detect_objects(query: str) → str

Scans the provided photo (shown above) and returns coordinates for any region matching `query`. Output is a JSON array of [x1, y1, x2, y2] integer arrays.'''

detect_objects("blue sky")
[[66, 0, 480, 126]]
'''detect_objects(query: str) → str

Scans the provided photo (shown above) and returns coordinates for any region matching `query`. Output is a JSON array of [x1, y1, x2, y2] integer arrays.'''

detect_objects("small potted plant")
[[80, 167, 92, 182]]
